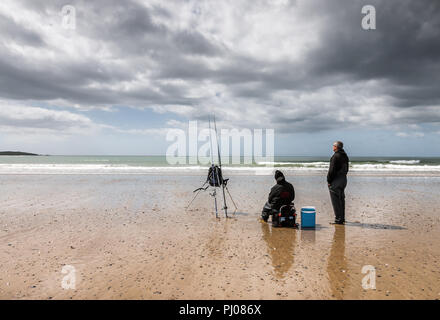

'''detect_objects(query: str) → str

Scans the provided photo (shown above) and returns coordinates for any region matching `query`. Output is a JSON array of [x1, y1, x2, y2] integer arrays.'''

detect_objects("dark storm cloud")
[[76, 0, 222, 57], [214, 0, 440, 107], [304, 0, 440, 107], [0, 0, 222, 107], [1, 0, 439, 133], [0, 12, 45, 47], [0, 50, 132, 103], [173, 30, 221, 56]]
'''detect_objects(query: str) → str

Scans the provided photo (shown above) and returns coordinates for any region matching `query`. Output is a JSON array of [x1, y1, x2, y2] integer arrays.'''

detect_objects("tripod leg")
[[221, 185, 228, 218], [225, 186, 238, 214], [213, 189, 219, 218], [186, 188, 203, 211]]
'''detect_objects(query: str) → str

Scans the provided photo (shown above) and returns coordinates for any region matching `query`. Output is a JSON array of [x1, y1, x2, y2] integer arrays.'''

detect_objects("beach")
[[2, 0, 440, 305], [1, 171, 440, 300]]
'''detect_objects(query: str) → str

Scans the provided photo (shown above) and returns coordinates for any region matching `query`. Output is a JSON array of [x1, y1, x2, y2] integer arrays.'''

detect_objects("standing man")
[[328, 141, 349, 225]]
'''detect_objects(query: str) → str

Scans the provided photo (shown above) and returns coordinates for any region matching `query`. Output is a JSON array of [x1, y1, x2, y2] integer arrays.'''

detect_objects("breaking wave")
[[389, 160, 420, 165], [0, 161, 439, 174]]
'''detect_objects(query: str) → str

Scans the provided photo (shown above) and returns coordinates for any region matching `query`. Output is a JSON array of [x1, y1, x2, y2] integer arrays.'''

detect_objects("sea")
[[1, 155, 440, 174]]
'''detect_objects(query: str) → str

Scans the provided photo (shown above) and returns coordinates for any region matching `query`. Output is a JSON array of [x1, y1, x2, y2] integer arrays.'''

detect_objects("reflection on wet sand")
[[261, 223, 296, 279], [300, 229, 316, 243], [327, 226, 348, 299]]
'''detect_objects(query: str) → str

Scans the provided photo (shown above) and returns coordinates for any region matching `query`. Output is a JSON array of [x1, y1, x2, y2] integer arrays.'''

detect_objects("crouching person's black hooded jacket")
[[268, 171, 295, 211]]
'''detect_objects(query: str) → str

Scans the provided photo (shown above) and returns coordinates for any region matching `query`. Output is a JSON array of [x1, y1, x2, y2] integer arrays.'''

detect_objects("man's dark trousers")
[[329, 176, 347, 223]]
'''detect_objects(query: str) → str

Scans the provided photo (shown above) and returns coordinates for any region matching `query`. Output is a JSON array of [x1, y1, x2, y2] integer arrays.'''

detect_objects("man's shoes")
[[260, 217, 268, 223], [330, 221, 345, 225]]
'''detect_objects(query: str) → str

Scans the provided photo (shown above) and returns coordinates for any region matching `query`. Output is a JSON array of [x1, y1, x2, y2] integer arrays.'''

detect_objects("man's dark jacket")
[[327, 149, 349, 185], [268, 177, 295, 210]]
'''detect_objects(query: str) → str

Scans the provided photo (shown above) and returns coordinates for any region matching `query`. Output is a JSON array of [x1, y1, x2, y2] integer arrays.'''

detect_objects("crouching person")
[[262, 170, 295, 227]]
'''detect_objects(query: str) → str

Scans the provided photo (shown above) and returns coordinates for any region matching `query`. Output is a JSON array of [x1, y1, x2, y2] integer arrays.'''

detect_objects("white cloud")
[[112, 127, 170, 136], [0, 101, 99, 135], [396, 132, 425, 138]]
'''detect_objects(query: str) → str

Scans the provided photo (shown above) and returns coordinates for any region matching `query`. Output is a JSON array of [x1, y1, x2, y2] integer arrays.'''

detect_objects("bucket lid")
[[301, 206, 316, 211]]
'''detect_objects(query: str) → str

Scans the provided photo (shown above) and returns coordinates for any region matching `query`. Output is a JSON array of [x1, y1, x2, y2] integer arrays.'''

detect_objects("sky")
[[0, 0, 439, 156]]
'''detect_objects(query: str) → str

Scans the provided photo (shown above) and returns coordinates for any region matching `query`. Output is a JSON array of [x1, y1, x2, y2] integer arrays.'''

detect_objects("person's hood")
[[276, 176, 285, 184], [274, 170, 285, 184]]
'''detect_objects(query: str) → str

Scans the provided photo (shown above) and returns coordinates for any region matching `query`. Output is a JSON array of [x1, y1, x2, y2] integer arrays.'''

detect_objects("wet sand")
[[1, 173, 440, 299]]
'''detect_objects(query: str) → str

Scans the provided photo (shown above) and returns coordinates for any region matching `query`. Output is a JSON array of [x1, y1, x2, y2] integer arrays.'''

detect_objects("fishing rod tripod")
[[185, 114, 237, 218], [185, 178, 238, 218]]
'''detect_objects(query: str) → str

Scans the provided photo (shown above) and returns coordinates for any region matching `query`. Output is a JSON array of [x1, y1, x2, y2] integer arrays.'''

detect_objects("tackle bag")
[[207, 165, 224, 187], [272, 204, 297, 228]]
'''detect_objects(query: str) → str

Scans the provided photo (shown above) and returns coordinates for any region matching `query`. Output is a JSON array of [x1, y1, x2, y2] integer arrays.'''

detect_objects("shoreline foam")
[[1, 163, 440, 175]]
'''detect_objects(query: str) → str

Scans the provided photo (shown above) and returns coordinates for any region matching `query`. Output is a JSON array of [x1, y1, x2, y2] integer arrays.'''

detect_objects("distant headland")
[[0, 151, 39, 156]]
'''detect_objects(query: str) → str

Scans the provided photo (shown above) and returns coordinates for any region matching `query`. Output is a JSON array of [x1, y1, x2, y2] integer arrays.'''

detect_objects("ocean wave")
[[0, 164, 206, 174], [257, 161, 329, 167], [349, 163, 438, 171], [1, 163, 440, 174], [389, 160, 420, 165]]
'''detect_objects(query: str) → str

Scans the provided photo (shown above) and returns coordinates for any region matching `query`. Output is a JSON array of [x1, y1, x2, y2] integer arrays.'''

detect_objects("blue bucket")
[[301, 206, 316, 228]]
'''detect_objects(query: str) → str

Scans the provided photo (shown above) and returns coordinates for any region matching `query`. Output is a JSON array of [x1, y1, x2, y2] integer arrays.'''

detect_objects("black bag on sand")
[[272, 204, 297, 228], [262, 202, 297, 228]]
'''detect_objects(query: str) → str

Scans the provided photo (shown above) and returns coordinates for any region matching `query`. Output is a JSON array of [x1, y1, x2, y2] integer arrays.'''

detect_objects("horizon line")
[[6, 154, 440, 158]]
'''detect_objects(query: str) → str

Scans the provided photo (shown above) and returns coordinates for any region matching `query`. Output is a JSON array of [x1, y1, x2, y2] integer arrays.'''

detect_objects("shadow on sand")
[[232, 211, 249, 216], [344, 221, 406, 230], [301, 223, 328, 231]]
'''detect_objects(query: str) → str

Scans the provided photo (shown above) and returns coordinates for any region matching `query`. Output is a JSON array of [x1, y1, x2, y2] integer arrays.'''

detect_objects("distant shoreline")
[[0, 151, 39, 156]]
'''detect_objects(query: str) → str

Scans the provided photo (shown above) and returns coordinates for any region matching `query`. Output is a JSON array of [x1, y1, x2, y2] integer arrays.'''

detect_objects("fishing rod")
[[208, 116, 219, 218], [213, 115, 228, 218], [185, 114, 238, 217]]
